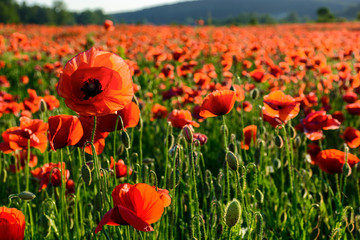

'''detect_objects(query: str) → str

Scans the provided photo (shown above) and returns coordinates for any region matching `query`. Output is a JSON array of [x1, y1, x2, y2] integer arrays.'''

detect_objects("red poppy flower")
[[152, 187, 172, 207], [95, 183, 169, 233], [57, 47, 134, 116], [301, 111, 340, 141], [343, 92, 357, 103], [314, 149, 359, 174], [48, 115, 83, 151], [346, 100, 360, 115], [103, 20, 114, 31], [42, 95, 60, 111], [110, 157, 132, 178], [193, 133, 208, 146], [241, 125, 257, 150], [332, 111, 345, 123], [9, 150, 38, 173], [150, 104, 168, 121], [263, 90, 300, 123], [31, 162, 70, 191], [0, 117, 48, 153], [262, 107, 283, 128], [199, 90, 236, 118], [0, 206, 25, 240], [168, 109, 199, 129], [23, 89, 41, 113], [342, 127, 360, 148]]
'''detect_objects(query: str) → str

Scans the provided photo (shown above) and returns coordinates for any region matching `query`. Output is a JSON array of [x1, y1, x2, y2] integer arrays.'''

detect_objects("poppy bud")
[[274, 135, 284, 148], [183, 125, 193, 144], [94, 192, 103, 212], [294, 136, 302, 148], [18, 191, 36, 201], [273, 158, 281, 169], [255, 189, 264, 203], [39, 98, 47, 113], [250, 88, 259, 100], [81, 164, 92, 186], [289, 126, 297, 139], [117, 144, 125, 156], [343, 162, 352, 177], [226, 151, 239, 171], [121, 131, 131, 149], [224, 199, 241, 228], [167, 134, 175, 149], [86, 161, 94, 171]]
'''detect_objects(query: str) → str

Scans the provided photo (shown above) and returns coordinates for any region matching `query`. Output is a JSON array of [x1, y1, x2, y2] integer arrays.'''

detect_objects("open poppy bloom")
[[0, 117, 48, 153], [313, 149, 359, 174], [31, 162, 70, 191], [110, 157, 132, 178], [150, 104, 168, 121], [342, 127, 360, 148], [263, 90, 300, 123], [9, 150, 38, 173], [199, 90, 236, 118], [95, 183, 170, 233], [0, 206, 25, 240], [301, 111, 340, 141], [241, 125, 257, 150], [168, 109, 199, 129], [57, 47, 134, 116], [48, 115, 83, 151], [345, 100, 360, 115], [262, 107, 283, 128]]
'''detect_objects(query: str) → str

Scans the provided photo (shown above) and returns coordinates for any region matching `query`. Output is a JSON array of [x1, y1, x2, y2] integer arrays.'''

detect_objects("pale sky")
[[19, 0, 192, 13]]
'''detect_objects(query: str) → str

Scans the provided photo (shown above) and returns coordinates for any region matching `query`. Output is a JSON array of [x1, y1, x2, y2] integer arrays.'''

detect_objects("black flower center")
[[81, 78, 103, 100]]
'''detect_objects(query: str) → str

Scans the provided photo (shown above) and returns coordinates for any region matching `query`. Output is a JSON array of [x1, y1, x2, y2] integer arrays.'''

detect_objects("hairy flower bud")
[[224, 199, 241, 228]]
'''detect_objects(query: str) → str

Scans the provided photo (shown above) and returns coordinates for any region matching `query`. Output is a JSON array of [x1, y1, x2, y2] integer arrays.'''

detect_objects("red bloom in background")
[[263, 90, 300, 123], [9, 150, 38, 173], [57, 47, 134, 116], [31, 162, 70, 191], [342, 127, 360, 148], [48, 115, 83, 151], [346, 100, 360, 115], [199, 90, 236, 118], [42, 95, 60, 111], [150, 104, 168, 121], [307, 143, 321, 164], [332, 111, 345, 123], [313, 149, 359, 174], [0, 117, 48, 153], [343, 92, 357, 103], [110, 157, 132, 178], [168, 109, 199, 129], [23, 89, 41, 113], [0, 206, 25, 240], [241, 125, 257, 150], [193, 133, 208, 146], [95, 183, 170, 233], [301, 111, 340, 141], [103, 19, 114, 31]]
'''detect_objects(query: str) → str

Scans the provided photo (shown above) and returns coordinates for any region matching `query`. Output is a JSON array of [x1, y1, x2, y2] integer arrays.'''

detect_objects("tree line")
[[0, 0, 108, 25]]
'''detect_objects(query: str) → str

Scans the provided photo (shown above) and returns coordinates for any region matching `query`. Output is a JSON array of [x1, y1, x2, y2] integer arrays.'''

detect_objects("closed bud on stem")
[[182, 125, 193, 144], [294, 136, 301, 148], [255, 189, 264, 203], [39, 98, 47, 113], [167, 134, 175, 149], [226, 151, 239, 171], [343, 162, 351, 177], [289, 126, 297, 139], [121, 131, 131, 149], [94, 192, 103, 211], [81, 164, 92, 186], [224, 199, 242, 228], [275, 135, 284, 148], [18, 191, 36, 201], [250, 88, 259, 100]]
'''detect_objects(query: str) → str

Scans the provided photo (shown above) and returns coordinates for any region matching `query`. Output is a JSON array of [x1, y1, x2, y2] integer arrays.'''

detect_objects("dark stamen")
[[81, 78, 103, 100]]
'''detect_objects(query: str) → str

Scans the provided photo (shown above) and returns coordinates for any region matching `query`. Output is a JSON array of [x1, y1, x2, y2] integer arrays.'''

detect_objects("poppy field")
[[1, 22, 360, 239]]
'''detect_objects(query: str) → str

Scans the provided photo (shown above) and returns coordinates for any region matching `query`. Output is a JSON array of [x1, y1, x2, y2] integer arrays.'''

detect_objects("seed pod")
[[81, 164, 92, 186], [250, 88, 259, 100], [18, 191, 36, 201], [39, 98, 47, 113], [255, 189, 264, 203], [121, 131, 131, 149], [294, 136, 301, 148], [226, 151, 239, 171], [183, 125, 193, 144], [274, 135, 284, 148], [224, 199, 242, 228], [343, 162, 352, 177]]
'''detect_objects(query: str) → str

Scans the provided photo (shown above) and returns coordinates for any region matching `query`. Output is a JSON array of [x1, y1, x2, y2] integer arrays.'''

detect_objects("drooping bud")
[[343, 162, 352, 177], [289, 126, 297, 139], [255, 189, 264, 203], [81, 164, 92, 186], [39, 98, 47, 113], [183, 125, 193, 144], [274, 135, 284, 148], [224, 199, 242, 228], [121, 131, 131, 149], [294, 136, 301, 148], [226, 151, 239, 171], [250, 88, 259, 100], [18, 191, 36, 201]]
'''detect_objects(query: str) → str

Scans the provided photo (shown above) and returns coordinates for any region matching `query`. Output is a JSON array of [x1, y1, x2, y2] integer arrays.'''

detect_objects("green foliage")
[[317, 7, 336, 23]]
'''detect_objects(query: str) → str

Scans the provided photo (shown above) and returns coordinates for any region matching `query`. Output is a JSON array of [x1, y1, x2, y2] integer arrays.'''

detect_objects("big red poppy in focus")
[[57, 47, 134, 116], [0, 206, 25, 240], [95, 183, 170, 233], [263, 90, 300, 123], [314, 149, 359, 174], [199, 90, 236, 118]]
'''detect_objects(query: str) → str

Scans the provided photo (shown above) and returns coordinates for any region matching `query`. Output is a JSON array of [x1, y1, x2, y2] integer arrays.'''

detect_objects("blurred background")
[[1, 0, 360, 25]]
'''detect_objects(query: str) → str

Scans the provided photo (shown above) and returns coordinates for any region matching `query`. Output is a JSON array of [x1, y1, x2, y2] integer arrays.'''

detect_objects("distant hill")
[[110, 0, 360, 24]]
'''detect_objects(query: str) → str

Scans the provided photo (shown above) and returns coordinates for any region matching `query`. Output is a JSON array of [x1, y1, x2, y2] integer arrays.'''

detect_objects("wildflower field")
[[1, 22, 360, 239]]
